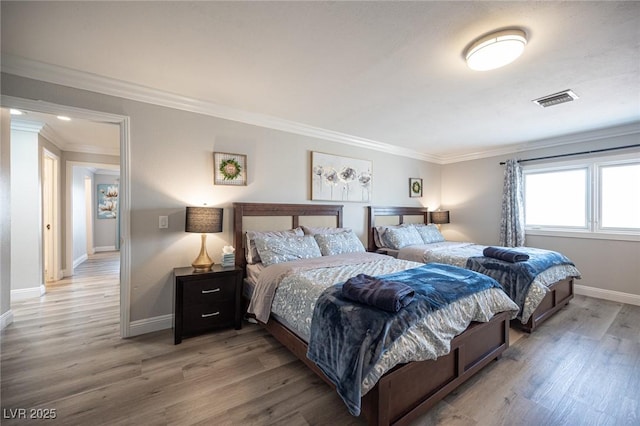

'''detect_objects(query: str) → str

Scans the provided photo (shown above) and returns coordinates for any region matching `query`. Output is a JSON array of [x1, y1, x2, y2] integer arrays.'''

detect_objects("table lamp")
[[185, 206, 223, 271]]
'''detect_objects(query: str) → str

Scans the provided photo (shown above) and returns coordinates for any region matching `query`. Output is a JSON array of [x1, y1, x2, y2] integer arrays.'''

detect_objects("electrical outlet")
[[159, 216, 169, 229]]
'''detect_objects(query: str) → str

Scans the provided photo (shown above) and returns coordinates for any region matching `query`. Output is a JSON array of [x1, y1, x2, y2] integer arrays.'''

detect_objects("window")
[[523, 154, 640, 240]]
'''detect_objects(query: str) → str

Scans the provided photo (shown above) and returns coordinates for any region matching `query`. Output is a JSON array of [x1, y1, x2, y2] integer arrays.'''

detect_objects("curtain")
[[499, 159, 525, 247]]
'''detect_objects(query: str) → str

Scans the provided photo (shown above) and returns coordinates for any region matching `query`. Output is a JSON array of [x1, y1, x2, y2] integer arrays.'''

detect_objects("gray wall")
[[442, 133, 640, 297], [1, 109, 11, 320], [1, 73, 438, 323]]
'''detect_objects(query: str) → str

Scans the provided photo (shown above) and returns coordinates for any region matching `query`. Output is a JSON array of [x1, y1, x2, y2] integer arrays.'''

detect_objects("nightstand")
[[173, 265, 243, 344]]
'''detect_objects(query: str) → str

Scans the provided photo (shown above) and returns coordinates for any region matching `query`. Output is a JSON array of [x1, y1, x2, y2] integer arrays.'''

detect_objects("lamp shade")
[[430, 210, 450, 225], [185, 207, 223, 233]]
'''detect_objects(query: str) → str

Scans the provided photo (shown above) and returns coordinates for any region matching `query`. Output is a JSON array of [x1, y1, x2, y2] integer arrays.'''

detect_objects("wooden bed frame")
[[233, 202, 510, 426], [367, 205, 574, 333]]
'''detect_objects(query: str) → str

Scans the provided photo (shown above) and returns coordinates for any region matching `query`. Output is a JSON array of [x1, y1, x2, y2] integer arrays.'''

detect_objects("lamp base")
[[192, 234, 213, 272]]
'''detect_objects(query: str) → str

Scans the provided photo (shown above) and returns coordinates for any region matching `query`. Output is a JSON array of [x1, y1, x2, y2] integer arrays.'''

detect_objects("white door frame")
[[2, 95, 132, 338]]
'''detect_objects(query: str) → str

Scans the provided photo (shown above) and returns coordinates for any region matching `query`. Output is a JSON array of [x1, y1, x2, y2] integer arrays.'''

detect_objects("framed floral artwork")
[[97, 184, 118, 219], [409, 178, 422, 198], [311, 151, 372, 202], [214, 152, 247, 186]]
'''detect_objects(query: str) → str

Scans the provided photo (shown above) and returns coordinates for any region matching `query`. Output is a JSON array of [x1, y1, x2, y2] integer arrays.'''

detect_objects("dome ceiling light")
[[465, 29, 527, 71]]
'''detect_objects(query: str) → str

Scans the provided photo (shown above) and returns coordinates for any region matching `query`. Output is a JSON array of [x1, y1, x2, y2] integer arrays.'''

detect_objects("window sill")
[[526, 229, 640, 242]]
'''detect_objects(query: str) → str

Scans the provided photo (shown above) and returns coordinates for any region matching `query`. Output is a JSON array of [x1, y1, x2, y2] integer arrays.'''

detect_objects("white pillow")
[[245, 228, 303, 264], [254, 235, 322, 266], [314, 230, 365, 256]]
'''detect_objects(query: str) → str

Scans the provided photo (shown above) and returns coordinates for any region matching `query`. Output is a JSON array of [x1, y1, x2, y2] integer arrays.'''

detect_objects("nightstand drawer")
[[182, 276, 237, 306], [182, 302, 235, 333]]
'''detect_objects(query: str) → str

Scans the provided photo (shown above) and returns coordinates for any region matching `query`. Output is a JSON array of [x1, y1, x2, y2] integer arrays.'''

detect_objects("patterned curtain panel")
[[499, 159, 525, 247]]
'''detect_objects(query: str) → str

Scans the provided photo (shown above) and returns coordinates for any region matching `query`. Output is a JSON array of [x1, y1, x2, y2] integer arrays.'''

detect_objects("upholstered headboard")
[[233, 202, 344, 269], [367, 206, 429, 252]]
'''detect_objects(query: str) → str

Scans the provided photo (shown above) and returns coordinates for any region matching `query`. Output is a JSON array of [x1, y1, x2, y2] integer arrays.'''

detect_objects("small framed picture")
[[214, 152, 247, 186], [409, 178, 422, 198]]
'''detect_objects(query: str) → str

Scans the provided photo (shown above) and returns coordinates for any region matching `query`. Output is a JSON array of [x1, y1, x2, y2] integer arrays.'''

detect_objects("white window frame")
[[523, 152, 640, 242]]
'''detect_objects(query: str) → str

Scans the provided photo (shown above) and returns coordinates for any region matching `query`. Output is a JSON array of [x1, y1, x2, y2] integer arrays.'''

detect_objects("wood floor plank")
[[2, 252, 638, 426]]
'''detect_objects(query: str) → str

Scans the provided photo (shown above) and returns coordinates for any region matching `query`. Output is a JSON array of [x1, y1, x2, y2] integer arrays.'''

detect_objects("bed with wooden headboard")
[[368, 205, 578, 333], [233, 202, 511, 426]]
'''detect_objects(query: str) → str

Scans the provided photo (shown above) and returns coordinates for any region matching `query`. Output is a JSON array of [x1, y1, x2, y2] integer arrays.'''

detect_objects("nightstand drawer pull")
[[201, 288, 221, 294], [201, 312, 220, 318]]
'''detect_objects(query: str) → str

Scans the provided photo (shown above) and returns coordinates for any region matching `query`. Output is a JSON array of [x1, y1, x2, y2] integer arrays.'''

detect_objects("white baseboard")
[[94, 246, 116, 252], [128, 314, 173, 337], [574, 284, 640, 306], [1, 309, 14, 330], [73, 253, 88, 268], [11, 285, 46, 301]]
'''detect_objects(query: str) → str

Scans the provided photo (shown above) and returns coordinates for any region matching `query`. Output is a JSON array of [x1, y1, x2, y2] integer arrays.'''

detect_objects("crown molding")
[[10, 119, 44, 133], [438, 121, 640, 164], [2, 54, 439, 163], [3, 54, 637, 165]]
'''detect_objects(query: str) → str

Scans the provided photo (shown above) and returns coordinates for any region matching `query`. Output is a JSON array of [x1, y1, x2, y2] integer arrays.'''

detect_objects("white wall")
[[10, 128, 42, 298], [72, 166, 90, 266], [1, 74, 439, 324], [1, 108, 12, 327], [94, 174, 119, 250], [442, 133, 640, 299]]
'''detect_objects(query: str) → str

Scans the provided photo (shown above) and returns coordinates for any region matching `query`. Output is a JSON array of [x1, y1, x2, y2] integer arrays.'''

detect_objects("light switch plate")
[[159, 216, 169, 229]]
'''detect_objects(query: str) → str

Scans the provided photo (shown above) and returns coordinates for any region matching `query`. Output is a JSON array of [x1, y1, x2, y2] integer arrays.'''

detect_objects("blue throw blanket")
[[306, 263, 502, 416], [342, 274, 415, 312], [466, 247, 575, 314]]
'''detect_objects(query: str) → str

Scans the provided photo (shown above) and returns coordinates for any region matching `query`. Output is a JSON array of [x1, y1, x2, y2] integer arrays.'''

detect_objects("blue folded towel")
[[483, 246, 530, 263], [341, 274, 415, 312]]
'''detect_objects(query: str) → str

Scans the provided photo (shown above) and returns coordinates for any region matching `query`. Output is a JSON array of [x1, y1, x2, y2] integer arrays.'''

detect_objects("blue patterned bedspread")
[[466, 247, 575, 314], [306, 263, 502, 416]]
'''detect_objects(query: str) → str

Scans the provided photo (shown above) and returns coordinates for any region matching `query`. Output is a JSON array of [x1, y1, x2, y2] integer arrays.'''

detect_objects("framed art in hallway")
[[311, 151, 372, 202], [214, 152, 247, 186], [409, 178, 422, 197], [97, 184, 118, 219]]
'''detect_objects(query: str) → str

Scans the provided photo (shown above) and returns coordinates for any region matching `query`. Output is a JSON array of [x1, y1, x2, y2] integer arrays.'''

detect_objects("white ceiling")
[[2, 1, 639, 162]]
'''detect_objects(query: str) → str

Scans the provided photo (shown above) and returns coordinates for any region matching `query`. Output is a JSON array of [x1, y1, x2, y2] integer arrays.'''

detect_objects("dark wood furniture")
[[173, 265, 242, 344], [367, 205, 575, 333], [233, 202, 510, 426]]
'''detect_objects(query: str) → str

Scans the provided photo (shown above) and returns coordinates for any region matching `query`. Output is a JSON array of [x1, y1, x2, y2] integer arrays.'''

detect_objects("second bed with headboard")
[[367, 206, 581, 333], [233, 202, 519, 426]]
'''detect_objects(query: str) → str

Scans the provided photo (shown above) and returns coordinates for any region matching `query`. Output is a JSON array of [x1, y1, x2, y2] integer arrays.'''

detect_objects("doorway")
[[42, 148, 60, 284], [3, 96, 132, 337]]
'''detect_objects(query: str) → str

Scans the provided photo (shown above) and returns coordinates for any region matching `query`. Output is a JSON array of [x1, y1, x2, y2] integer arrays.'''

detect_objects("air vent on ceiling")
[[532, 90, 579, 108]]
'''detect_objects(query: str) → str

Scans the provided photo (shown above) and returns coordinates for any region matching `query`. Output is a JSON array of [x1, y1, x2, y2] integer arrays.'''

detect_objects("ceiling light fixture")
[[57, 115, 71, 121], [10, 109, 24, 116], [465, 29, 527, 71]]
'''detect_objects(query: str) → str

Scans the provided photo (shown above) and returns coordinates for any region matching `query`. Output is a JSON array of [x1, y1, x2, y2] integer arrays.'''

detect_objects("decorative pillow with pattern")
[[414, 224, 445, 244], [314, 230, 365, 256], [254, 235, 322, 266], [301, 225, 351, 236], [245, 228, 304, 264], [382, 225, 423, 249]]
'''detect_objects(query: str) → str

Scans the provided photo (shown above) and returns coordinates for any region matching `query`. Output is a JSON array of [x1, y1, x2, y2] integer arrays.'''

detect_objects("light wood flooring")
[[1, 252, 639, 425]]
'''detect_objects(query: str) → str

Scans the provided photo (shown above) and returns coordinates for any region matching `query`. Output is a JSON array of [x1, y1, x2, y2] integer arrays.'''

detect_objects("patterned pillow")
[[314, 230, 365, 256], [245, 228, 303, 264], [414, 224, 445, 244], [374, 224, 406, 248], [254, 235, 322, 266], [301, 225, 351, 236], [382, 225, 423, 249]]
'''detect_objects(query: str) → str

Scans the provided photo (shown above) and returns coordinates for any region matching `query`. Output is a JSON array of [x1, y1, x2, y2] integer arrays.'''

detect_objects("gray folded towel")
[[483, 246, 530, 262]]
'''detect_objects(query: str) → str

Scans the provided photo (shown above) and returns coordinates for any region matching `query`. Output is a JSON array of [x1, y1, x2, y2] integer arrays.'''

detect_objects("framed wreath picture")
[[409, 178, 423, 198], [214, 152, 247, 186]]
